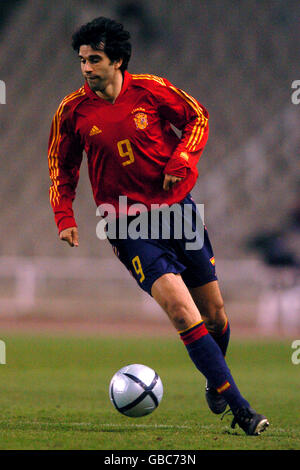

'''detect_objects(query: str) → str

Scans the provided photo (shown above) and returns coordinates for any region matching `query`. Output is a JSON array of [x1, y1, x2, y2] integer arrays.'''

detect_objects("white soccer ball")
[[109, 364, 163, 417]]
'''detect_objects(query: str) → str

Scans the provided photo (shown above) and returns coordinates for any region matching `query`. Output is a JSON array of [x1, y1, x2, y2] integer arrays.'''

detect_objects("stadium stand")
[[0, 0, 299, 331]]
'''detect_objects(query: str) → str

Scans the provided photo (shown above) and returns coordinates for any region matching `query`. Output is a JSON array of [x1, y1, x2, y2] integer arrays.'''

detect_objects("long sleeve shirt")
[[48, 71, 209, 232]]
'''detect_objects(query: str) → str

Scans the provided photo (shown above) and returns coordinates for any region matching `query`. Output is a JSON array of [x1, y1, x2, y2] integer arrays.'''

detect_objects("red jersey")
[[48, 71, 209, 232]]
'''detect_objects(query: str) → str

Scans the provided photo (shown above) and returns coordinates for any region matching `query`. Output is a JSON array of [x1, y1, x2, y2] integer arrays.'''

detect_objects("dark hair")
[[72, 17, 131, 72]]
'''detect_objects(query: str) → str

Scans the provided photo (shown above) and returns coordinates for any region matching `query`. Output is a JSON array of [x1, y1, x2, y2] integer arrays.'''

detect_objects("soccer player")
[[48, 17, 269, 435]]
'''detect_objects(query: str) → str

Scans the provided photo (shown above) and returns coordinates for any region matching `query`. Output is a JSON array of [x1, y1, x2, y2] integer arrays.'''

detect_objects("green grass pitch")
[[0, 333, 299, 450]]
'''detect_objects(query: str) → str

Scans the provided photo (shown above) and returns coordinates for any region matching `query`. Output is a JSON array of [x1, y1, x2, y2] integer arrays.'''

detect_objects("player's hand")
[[59, 227, 79, 247], [163, 174, 183, 191]]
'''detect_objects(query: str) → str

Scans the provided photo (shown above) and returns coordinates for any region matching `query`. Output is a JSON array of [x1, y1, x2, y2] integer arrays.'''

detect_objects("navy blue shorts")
[[107, 194, 217, 296]]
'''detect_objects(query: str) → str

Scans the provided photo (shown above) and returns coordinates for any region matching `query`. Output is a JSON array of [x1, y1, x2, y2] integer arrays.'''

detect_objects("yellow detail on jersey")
[[131, 74, 166, 86], [131, 107, 147, 114], [89, 125, 102, 136], [131, 75, 207, 152], [49, 87, 85, 158], [117, 139, 135, 166], [180, 151, 189, 161], [48, 87, 85, 206], [169, 86, 208, 152]]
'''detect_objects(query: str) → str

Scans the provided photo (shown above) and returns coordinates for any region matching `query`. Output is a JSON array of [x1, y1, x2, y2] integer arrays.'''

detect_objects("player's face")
[[79, 45, 122, 92]]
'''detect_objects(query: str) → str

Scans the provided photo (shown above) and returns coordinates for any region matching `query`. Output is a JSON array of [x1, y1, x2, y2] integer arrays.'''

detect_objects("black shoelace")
[[221, 407, 252, 429]]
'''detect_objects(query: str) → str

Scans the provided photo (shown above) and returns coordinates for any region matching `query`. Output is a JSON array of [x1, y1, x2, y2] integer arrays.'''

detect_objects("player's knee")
[[163, 298, 197, 330], [201, 301, 227, 332], [162, 297, 187, 316]]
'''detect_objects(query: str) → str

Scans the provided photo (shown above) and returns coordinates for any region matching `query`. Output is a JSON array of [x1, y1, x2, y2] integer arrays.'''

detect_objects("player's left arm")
[[156, 79, 209, 183]]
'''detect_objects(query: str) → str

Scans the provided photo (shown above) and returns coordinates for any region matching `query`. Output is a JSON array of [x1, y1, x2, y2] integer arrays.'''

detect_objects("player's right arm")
[[48, 95, 84, 244]]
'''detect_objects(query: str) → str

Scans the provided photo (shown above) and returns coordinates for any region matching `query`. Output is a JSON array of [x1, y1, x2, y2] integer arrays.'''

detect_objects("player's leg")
[[188, 280, 230, 413], [149, 271, 202, 331], [178, 197, 230, 354], [151, 273, 249, 410], [151, 272, 269, 435], [188, 281, 230, 357], [107, 228, 269, 435]]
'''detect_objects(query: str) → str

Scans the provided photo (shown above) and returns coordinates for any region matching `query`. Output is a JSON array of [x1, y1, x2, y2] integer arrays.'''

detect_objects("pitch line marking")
[[0, 420, 192, 430]]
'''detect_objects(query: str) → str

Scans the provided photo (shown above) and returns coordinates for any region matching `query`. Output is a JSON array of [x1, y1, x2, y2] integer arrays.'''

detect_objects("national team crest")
[[133, 112, 148, 130]]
